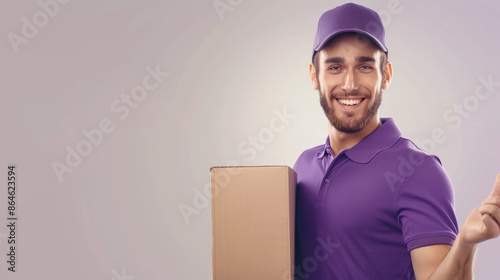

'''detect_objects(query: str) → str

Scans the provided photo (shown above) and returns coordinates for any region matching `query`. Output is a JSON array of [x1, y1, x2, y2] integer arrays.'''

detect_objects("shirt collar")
[[316, 138, 332, 159], [316, 118, 403, 163]]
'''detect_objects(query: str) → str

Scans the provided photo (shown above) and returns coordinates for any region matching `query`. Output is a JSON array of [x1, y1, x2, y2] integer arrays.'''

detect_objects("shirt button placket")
[[316, 177, 332, 207], [317, 153, 347, 206]]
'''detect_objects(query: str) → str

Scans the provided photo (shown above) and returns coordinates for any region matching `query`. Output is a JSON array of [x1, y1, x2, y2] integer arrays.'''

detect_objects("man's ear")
[[381, 61, 393, 90], [309, 62, 319, 90]]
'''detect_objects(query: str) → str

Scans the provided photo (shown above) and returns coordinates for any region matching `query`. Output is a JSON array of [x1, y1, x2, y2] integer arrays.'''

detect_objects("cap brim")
[[312, 29, 388, 60]]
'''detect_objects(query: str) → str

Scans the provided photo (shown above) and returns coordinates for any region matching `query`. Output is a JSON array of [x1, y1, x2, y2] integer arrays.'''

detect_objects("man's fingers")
[[481, 214, 500, 239], [489, 173, 500, 197], [479, 205, 500, 226], [482, 196, 500, 207]]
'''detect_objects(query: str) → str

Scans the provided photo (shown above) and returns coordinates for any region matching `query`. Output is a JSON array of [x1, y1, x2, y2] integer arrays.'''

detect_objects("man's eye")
[[360, 65, 372, 70], [329, 66, 341, 71]]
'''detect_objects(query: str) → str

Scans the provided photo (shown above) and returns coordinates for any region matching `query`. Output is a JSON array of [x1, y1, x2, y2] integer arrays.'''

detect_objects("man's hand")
[[459, 174, 500, 246]]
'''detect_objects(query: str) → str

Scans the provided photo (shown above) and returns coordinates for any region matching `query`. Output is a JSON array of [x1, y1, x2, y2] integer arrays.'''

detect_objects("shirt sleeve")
[[394, 155, 459, 251]]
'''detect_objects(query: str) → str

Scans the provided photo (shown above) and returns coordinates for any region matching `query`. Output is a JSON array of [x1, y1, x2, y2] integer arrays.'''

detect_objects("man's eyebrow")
[[324, 57, 344, 64], [357, 56, 376, 63], [323, 56, 376, 64]]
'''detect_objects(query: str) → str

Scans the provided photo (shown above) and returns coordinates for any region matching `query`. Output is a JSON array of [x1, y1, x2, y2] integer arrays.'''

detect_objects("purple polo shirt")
[[293, 118, 459, 280]]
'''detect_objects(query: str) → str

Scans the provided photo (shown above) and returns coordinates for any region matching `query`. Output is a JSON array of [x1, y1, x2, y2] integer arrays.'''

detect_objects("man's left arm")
[[411, 174, 500, 280]]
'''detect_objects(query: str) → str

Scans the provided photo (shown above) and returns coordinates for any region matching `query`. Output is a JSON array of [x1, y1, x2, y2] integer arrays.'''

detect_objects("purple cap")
[[312, 3, 388, 61]]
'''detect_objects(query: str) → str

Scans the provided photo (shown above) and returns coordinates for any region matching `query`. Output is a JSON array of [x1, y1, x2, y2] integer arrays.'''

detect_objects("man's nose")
[[340, 69, 359, 92]]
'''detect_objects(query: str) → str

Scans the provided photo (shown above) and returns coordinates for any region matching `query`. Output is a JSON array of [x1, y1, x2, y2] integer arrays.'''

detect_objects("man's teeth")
[[337, 99, 362, 106]]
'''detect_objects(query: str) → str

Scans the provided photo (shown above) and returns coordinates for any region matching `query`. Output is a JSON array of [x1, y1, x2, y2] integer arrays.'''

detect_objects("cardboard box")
[[211, 166, 296, 280]]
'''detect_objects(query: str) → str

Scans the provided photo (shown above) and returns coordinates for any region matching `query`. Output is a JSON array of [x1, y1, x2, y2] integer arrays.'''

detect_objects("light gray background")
[[1, 0, 499, 279]]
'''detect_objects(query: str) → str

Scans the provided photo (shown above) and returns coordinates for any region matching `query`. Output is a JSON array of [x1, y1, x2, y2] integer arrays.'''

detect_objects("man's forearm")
[[427, 236, 477, 280]]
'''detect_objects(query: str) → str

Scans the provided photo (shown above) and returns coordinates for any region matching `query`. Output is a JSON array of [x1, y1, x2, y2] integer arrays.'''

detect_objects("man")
[[293, 3, 500, 279]]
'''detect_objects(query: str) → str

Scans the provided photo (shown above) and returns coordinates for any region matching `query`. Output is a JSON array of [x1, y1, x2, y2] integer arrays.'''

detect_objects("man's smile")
[[335, 97, 365, 108]]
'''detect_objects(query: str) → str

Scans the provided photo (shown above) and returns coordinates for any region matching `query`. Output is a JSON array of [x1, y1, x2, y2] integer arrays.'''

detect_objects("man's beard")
[[319, 87, 382, 134]]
